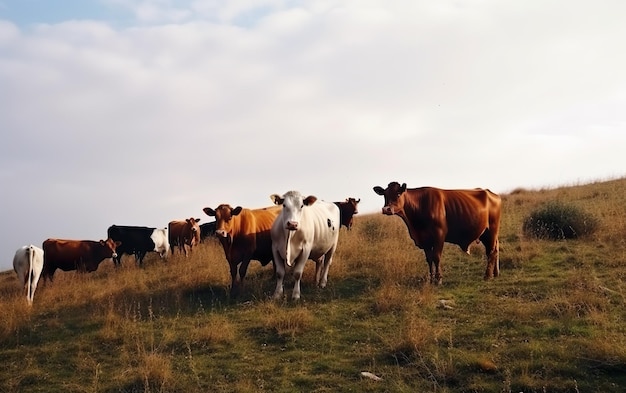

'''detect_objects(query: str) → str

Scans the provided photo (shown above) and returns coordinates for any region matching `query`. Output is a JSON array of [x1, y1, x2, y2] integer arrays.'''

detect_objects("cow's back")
[[168, 221, 184, 245], [299, 201, 340, 259], [109, 225, 155, 251], [440, 188, 499, 245], [13, 245, 43, 284], [233, 206, 281, 264], [43, 239, 77, 271]]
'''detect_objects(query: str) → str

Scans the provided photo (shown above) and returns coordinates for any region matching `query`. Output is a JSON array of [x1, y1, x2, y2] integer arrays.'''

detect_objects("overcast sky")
[[1, 0, 625, 271]]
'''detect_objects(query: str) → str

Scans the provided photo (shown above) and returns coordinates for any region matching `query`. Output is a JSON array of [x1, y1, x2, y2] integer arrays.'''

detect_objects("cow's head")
[[203, 205, 242, 240], [89, 238, 121, 271], [102, 238, 120, 259], [373, 182, 407, 215], [271, 191, 317, 231], [346, 197, 360, 215]]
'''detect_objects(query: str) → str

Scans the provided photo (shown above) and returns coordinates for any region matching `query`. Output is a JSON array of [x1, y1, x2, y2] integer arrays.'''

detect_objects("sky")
[[1, 0, 625, 271]]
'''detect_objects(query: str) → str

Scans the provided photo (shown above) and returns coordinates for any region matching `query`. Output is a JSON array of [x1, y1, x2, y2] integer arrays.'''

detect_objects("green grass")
[[1, 178, 626, 392]]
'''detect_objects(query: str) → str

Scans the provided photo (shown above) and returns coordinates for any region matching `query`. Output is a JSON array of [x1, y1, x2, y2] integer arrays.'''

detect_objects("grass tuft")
[[523, 201, 599, 240]]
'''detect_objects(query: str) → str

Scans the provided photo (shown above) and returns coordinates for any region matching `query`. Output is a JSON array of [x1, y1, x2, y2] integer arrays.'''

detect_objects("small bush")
[[523, 201, 598, 240]]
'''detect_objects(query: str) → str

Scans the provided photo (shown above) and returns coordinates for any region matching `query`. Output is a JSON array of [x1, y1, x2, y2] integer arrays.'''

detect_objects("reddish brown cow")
[[373, 182, 501, 285], [168, 218, 201, 257], [203, 204, 281, 297], [41, 238, 121, 282], [334, 197, 360, 230]]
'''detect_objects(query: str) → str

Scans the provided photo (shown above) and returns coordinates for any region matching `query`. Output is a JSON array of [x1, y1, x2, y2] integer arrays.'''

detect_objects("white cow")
[[270, 191, 341, 300], [151, 228, 170, 258], [13, 245, 44, 305]]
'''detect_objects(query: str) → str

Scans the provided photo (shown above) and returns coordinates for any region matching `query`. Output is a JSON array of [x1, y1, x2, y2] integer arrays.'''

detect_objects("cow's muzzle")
[[286, 221, 298, 230], [216, 229, 228, 238], [382, 206, 393, 215]]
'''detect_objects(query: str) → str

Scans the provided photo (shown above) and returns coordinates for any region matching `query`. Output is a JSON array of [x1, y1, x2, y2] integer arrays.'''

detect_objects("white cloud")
[[1, 0, 625, 269]]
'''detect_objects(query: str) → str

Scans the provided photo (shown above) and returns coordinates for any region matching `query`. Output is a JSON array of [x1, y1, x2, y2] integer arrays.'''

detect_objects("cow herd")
[[11, 195, 361, 305], [12, 183, 501, 306]]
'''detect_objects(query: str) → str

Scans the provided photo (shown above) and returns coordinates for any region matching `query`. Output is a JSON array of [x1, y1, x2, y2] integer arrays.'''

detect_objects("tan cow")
[[168, 218, 201, 257], [203, 204, 281, 297], [373, 182, 501, 284]]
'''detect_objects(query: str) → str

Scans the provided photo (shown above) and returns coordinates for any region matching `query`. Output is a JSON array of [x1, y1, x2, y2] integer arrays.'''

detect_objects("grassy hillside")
[[1, 178, 625, 392]]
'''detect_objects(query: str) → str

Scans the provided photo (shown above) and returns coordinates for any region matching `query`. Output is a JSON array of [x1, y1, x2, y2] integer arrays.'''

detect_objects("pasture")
[[1, 178, 625, 392]]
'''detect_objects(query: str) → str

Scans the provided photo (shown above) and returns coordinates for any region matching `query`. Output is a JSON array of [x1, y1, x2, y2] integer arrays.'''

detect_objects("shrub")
[[523, 201, 598, 240]]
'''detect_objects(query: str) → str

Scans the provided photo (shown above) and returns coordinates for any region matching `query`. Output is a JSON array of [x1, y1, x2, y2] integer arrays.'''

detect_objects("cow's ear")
[[232, 206, 243, 216], [304, 195, 317, 206], [270, 194, 284, 205], [195, 218, 201, 223], [373, 186, 385, 195], [356, 198, 361, 203], [400, 183, 407, 193], [115, 241, 122, 247], [203, 207, 216, 216]]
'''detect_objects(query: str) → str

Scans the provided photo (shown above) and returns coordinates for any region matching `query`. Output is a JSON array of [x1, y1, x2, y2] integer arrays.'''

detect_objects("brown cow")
[[373, 182, 501, 285], [334, 197, 360, 230], [203, 204, 281, 297], [41, 238, 121, 282], [168, 218, 201, 257]]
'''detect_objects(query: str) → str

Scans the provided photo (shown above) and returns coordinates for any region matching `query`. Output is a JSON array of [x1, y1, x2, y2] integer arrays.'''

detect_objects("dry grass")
[[1, 177, 626, 392]]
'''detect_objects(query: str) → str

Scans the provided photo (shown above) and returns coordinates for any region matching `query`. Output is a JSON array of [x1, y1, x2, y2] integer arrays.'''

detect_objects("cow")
[[373, 182, 501, 285], [334, 197, 361, 230], [270, 191, 341, 300], [13, 245, 44, 305], [200, 221, 217, 241], [203, 204, 281, 297], [41, 238, 120, 282], [107, 225, 169, 266], [168, 218, 201, 256]]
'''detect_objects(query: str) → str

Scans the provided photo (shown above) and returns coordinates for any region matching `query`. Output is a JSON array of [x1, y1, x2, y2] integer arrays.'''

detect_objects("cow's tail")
[[27, 245, 35, 305]]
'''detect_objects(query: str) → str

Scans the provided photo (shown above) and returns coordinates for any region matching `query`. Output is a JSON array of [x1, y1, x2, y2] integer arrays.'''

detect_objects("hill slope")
[[1, 178, 625, 392]]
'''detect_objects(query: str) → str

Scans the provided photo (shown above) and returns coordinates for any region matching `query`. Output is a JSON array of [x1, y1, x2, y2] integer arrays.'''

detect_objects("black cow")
[[200, 221, 217, 241]]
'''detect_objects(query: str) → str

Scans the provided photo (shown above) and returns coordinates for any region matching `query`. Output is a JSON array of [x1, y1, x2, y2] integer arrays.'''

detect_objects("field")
[[1, 178, 626, 392]]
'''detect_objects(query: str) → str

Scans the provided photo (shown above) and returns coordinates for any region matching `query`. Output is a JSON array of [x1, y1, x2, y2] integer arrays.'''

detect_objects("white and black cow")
[[13, 245, 44, 305], [107, 225, 170, 266], [270, 191, 341, 300]]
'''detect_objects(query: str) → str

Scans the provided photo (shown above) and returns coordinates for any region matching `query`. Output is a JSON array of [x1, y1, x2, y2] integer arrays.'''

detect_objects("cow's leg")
[[314, 256, 325, 286], [481, 230, 500, 279], [319, 249, 335, 288], [136, 251, 145, 266], [229, 262, 241, 297], [425, 245, 444, 285], [291, 254, 309, 300], [424, 249, 436, 284], [272, 254, 286, 300], [237, 259, 252, 295]]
